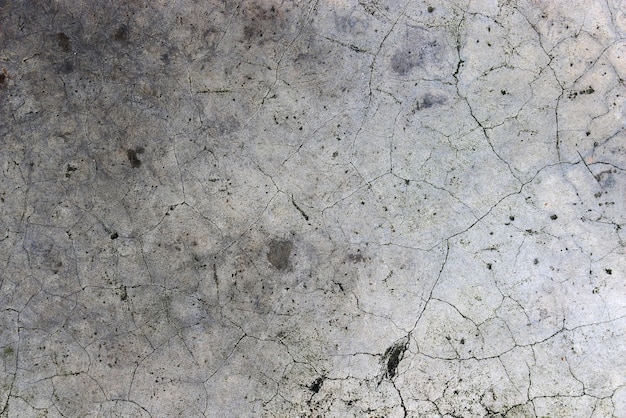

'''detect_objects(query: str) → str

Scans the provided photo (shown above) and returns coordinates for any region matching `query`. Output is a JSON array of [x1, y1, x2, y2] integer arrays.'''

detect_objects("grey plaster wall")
[[0, 0, 625, 416]]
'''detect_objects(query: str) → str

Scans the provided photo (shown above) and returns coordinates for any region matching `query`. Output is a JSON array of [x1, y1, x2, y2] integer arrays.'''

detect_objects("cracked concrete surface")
[[1, 0, 625, 416]]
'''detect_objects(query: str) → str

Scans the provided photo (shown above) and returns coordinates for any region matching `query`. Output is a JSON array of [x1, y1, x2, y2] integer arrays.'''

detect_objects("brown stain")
[[114, 24, 130, 43], [0, 68, 10, 87], [57, 32, 71, 52]]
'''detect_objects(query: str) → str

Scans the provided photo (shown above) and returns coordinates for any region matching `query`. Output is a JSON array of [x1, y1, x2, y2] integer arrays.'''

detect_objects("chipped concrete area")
[[0, 0, 625, 416]]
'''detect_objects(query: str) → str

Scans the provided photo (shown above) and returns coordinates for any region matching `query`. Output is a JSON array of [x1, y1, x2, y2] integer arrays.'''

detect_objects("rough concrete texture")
[[1, 0, 625, 417]]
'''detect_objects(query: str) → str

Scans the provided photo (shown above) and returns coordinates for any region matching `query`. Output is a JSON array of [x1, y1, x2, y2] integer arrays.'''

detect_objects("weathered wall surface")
[[1, 0, 624, 416]]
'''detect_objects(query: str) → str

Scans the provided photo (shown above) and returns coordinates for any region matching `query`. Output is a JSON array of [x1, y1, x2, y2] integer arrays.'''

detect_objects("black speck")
[[487, 263, 492, 270], [534, 258, 539, 265], [427, 6, 435, 13], [550, 214, 558, 220], [309, 377, 324, 393], [509, 215, 515, 221], [501, 90, 507, 95], [460, 338, 465, 345], [110, 232, 119, 240], [582, 86, 595, 95], [605, 268, 612, 275]]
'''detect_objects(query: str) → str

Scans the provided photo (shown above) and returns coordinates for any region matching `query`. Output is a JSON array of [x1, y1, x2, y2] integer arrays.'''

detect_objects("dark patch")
[[267, 239, 293, 270], [427, 6, 435, 13], [114, 24, 130, 43], [0, 68, 9, 86], [605, 268, 612, 275], [501, 90, 507, 95], [110, 232, 118, 240], [460, 338, 465, 345], [57, 32, 71, 52], [241, 3, 286, 44], [595, 169, 616, 188], [550, 214, 558, 220], [308, 377, 324, 393], [126, 147, 143, 168], [534, 258, 539, 265], [347, 253, 367, 263], [59, 59, 73, 74], [335, 14, 369, 33], [414, 93, 446, 111], [390, 26, 443, 76], [381, 339, 408, 380], [120, 285, 127, 301], [360, 0, 389, 17], [243, 24, 260, 40], [391, 49, 415, 75]]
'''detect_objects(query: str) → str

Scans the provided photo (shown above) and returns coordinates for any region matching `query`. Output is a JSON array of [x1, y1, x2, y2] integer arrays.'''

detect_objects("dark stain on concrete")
[[267, 239, 293, 270]]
